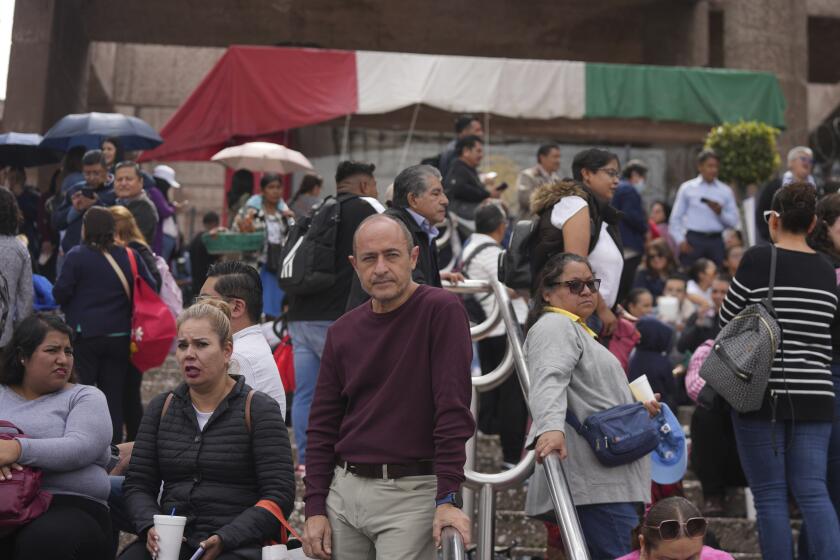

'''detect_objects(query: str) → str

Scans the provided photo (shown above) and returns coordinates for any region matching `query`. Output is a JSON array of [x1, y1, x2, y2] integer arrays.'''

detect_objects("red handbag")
[[104, 248, 177, 373], [0, 421, 52, 536], [273, 335, 296, 393]]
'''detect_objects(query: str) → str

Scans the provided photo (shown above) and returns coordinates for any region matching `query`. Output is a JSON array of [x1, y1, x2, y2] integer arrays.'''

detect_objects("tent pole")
[[483, 112, 490, 161], [398, 103, 421, 170], [340, 114, 352, 160]]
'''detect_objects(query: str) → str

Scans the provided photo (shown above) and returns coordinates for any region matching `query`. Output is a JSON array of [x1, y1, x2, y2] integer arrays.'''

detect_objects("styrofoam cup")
[[657, 296, 679, 323], [153, 515, 187, 560], [629, 375, 656, 403], [262, 544, 289, 559]]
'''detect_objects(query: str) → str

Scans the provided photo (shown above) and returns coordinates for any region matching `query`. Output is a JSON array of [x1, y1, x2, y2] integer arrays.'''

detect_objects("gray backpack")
[[700, 245, 782, 413]]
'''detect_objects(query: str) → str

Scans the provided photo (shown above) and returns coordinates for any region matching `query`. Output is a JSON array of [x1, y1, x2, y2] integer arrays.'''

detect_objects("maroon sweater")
[[303, 284, 475, 517]]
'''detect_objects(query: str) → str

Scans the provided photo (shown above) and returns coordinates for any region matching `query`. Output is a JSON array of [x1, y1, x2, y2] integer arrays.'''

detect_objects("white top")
[[668, 175, 740, 245], [687, 280, 713, 307], [231, 324, 287, 417], [461, 233, 529, 337], [193, 404, 213, 431], [550, 196, 624, 308]]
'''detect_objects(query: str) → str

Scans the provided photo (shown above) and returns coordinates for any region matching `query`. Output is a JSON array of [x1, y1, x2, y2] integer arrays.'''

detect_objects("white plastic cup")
[[629, 375, 656, 403], [262, 544, 289, 560], [153, 515, 187, 560], [657, 296, 679, 323]]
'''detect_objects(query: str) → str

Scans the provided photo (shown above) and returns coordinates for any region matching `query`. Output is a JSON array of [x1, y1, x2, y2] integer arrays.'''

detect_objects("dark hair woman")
[[524, 252, 659, 559], [52, 207, 158, 445], [0, 188, 33, 351], [633, 238, 678, 300], [0, 313, 114, 560], [720, 182, 840, 557], [120, 300, 295, 560], [616, 497, 734, 559], [530, 148, 624, 336], [101, 136, 125, 171], [290, 174, 324, 219], [232, 172, 294, 319]]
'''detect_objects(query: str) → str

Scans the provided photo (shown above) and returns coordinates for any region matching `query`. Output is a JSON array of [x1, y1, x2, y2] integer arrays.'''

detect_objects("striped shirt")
[[720, 245, 839, 421]]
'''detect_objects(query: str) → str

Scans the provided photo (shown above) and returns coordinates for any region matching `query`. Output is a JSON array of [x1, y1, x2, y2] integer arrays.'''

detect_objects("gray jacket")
[[0, 235, 32, 347], [524, 312, 650, 517]]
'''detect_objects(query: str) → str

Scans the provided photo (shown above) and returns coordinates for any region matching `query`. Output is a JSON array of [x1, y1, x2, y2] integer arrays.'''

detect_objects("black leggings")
[[0, 494, 112, 560], [74, 334, 132, 444]]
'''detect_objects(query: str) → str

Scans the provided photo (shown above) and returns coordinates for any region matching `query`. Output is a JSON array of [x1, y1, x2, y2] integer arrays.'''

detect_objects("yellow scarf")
[[544, 306, 598, 339]]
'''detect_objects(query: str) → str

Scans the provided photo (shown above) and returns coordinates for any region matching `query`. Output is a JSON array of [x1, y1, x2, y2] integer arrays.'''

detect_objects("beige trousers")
[[326, 466, 437, 559]]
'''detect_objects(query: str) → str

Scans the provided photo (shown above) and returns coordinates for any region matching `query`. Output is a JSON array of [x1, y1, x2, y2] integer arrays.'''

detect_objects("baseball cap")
[[650, 403, 687, 484], [153, 165, 180, 188]]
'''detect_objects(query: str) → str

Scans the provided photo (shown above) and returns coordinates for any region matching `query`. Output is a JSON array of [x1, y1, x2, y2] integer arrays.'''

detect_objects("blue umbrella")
[[0, 132, 62, 167], [40, 112, 163, 152]]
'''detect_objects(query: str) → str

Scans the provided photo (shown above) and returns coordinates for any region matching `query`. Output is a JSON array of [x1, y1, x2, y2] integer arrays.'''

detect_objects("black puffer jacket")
[[124, 376, 295, 557]]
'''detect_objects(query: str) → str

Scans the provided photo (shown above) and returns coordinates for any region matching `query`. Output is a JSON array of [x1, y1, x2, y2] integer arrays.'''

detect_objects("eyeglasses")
[[644, 517, 707, 540], [648, 253, 666, 260], [798, 156, 814, 164], [763, 210, 780, 223], [548, 278, 601, 295], [598, 168, 620, 179]]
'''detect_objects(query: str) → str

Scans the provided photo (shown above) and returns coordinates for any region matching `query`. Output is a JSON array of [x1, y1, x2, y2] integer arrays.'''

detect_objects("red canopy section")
[[139, 46, 358, 162]]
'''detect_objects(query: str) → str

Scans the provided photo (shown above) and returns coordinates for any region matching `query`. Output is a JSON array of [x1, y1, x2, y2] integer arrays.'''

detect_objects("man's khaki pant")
[[326, 466, 437, 559]]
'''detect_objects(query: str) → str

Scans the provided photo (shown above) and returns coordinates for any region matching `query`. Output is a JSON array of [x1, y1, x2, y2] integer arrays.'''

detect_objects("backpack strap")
[[766, 244, 778, 314], [245, 389, 255, 433], [458, 242, 497, 275], [103, 250, 131, 301], [160, 393, 174, 422]]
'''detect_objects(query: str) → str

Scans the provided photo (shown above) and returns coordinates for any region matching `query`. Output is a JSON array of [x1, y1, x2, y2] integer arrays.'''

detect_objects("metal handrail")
[[443, 278, 590, 560], [440, 526, 467, 560]]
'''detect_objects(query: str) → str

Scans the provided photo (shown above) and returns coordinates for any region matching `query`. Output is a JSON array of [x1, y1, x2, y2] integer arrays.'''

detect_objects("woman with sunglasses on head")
[[530, 149, 625, 337], [633, 238, 679, 300], [618, 497, 734, 560], [720, 182, 840, 559], [524, 253, 660, 559]]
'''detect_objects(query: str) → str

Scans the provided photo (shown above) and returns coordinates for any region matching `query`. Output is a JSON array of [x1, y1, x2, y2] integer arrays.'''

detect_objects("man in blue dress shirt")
[[669, 150, 739, 267]]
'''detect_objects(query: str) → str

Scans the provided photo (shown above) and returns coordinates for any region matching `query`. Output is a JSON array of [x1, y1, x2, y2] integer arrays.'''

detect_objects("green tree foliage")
[[704, 121, 781, 189]]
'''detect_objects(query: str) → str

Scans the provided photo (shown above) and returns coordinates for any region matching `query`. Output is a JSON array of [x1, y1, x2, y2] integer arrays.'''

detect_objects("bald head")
[[352, 213, 414, 256]]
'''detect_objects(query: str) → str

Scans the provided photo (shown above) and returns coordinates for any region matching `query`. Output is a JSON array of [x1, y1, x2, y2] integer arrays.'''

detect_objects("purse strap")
[[0, 420, 23, 434], [765, 244, 778, 314], [103, 250, 131, 302], [256, 499, 301, 542], [564, 412, 583, 434]]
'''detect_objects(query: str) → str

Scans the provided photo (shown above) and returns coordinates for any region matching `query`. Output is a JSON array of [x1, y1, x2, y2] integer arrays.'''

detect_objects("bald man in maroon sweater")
[[302, 214, 475, 559]]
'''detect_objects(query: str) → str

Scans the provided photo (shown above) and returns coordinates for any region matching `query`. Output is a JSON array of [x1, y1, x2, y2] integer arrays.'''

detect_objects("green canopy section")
[[584, 63, 786, 129]]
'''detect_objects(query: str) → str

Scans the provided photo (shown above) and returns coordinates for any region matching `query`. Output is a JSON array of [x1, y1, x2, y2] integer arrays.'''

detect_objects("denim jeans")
[[289, 320, 332, 466], [575, 502, 639, 560], [799, 365, 840, 559], [731, 410, 840, 560]]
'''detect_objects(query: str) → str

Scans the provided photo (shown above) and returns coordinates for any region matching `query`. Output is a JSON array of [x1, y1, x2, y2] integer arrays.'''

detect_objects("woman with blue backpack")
[[523, 252, 660, 559]]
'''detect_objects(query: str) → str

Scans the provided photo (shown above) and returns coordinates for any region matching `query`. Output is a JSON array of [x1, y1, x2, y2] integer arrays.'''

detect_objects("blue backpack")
[[566, 403, 659, 467]]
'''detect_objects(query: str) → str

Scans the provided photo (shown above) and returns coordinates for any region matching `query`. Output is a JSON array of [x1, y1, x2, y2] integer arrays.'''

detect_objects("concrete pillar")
[[722, 0, 808, 151], [5, 0, 90, 134]]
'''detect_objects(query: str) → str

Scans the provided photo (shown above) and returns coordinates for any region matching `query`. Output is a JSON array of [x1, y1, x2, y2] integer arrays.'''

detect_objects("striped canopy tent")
[[139, 45, 786, 162]]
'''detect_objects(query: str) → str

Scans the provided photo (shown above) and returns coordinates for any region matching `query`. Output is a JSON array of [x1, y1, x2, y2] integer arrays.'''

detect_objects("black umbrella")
[[0, 132, 62, 167], [40, 112, 163, 152]]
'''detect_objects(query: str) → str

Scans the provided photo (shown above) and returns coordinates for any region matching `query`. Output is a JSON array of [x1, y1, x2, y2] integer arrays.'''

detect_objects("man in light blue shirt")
[[669, 150, 739, 267]]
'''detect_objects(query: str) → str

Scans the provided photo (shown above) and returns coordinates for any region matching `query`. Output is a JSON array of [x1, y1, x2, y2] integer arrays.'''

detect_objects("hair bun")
[[197, 297, 232, 320]]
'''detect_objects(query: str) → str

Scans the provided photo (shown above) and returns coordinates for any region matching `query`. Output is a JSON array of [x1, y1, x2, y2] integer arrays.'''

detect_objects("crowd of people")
[[2, 114, 839, 560]]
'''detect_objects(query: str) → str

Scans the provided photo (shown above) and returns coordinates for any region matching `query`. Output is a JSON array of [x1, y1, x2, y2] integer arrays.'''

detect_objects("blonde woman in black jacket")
[[122, 300, 295, 560]]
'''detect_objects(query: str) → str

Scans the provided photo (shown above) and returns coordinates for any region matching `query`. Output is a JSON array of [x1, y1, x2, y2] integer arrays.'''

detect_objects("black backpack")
[[456, 242, 497, 323], [497, 192, 604, 291], [278, 194, 358, 296]]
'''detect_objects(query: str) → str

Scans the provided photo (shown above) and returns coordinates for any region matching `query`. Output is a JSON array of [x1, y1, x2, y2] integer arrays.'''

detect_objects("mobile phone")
[[700, 197, 716, 205], [495, 182, 509, 192], [81, 187, 96, 199]]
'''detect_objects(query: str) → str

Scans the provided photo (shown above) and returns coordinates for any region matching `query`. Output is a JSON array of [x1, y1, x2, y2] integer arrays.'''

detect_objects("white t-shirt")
[[687, 280, 713, 307], [230, 325, 287, 417], [193, 404, 213, 431], [550, 196, 624, 308]]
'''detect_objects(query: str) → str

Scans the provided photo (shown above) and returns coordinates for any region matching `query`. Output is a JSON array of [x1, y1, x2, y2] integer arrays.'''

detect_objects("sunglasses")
[[644, 517, 707, 540], [763, 210, 780, 223], [648, 253, 666, 260], [548, 279, 601, 295]]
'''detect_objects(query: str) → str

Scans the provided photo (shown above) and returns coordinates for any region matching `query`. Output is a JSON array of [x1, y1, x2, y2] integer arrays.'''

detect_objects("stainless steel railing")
[[443, 278, 590, 560], [440, 526, 467, 560]]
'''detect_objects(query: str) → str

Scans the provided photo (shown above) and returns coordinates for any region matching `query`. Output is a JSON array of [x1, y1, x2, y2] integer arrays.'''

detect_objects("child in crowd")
[[686, 258, 717, 312], [625, 287, 654, 319], [722, 245, 744, 279], [657, 275, 696, 332]]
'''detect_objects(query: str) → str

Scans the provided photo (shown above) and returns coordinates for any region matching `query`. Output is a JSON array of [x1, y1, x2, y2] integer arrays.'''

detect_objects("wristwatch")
[[435, 492, 463, 508]]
